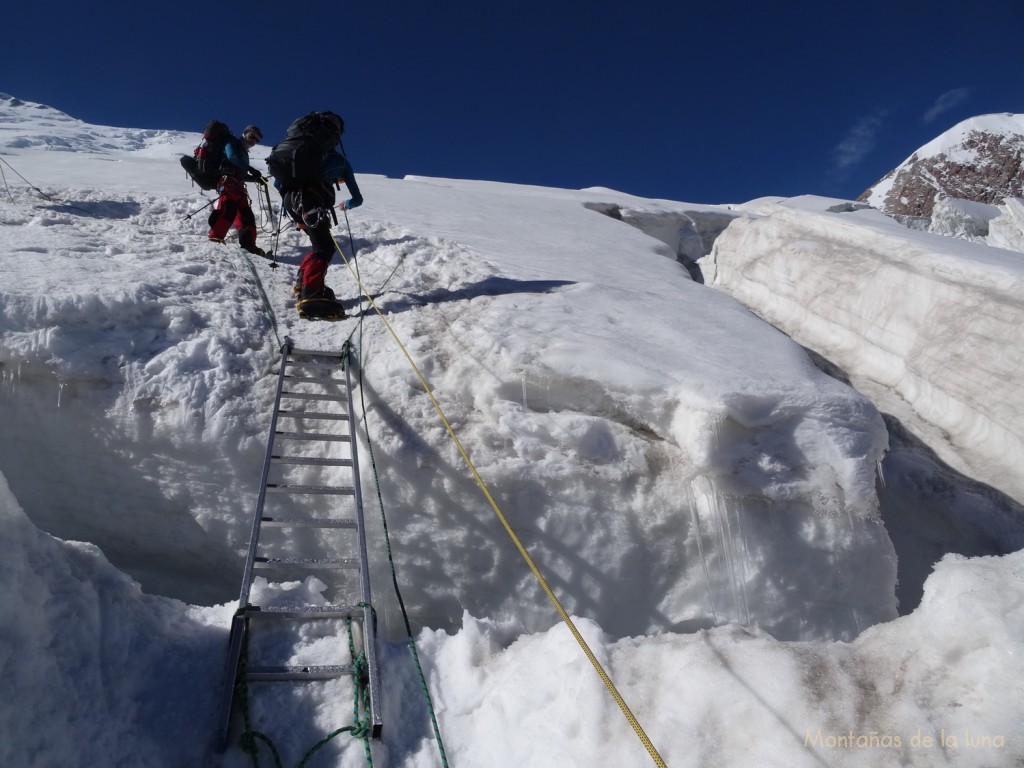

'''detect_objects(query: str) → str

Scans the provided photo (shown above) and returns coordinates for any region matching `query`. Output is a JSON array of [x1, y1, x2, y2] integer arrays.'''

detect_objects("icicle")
[[876, 458, 886, 488], [729, 499, 752, 626], [57, 380, 66, 408], [686, 479, 718, 625], [709, 481, 742, 625], [521, 371, 528, 410]]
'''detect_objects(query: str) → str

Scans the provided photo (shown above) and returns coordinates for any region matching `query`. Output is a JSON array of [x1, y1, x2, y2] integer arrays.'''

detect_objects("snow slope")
[[1, 94, 1021, 767]]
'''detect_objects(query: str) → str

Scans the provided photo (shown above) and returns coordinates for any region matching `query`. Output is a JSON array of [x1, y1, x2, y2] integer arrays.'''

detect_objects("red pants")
[[208, 176, 257, 249], [296, 218, 338, 294]]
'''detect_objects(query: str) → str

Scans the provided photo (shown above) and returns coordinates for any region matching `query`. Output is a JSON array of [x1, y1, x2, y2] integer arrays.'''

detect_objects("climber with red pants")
[[208, 125, 267, 256]]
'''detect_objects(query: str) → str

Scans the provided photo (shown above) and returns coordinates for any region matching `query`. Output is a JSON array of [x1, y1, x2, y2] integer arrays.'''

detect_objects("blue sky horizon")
[[5, 0, 1024, 204]]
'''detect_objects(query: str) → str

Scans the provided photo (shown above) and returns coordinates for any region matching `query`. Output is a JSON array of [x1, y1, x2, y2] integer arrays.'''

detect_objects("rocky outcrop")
[[859, 114, 1024, 217]]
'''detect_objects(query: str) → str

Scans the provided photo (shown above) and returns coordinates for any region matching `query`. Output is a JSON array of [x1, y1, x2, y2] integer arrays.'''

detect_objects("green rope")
[[236, 612, 285, 768], [293, 614, 374, 767], [233, 606, 375, 768], [348, 343, 452, 768], [334, 209, 451, 765]]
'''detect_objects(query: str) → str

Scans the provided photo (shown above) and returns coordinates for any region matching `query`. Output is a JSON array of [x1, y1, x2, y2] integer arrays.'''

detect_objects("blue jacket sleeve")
[[342, 163, 363, 209], [321, 152, 363, 208], [224, 140, 253, 172]]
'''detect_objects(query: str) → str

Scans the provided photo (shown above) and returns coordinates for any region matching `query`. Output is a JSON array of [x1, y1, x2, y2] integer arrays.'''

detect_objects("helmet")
[[242, 125, 263, 145], [325, 113, 344, 136]]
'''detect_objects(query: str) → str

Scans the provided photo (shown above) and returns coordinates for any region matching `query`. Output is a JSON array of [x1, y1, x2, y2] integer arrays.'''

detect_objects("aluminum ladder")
[[215, 338, 382, 751]]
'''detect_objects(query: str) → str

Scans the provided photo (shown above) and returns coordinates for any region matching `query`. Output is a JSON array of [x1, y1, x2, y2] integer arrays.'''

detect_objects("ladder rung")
[[281, 391, 346, 402], [266, 483, 355, 495], [271, 455, 353, 467], [274, 431, 350, 442], [246, 664, 354, 682], [289, 348, 344, 358], [286, 359, 343, 370], [247, 605, 363, 619], [278, 410, 349, 421], [254, 557, 360, 569], [260, 515, 357, 528], [284, 375, 344, 385]]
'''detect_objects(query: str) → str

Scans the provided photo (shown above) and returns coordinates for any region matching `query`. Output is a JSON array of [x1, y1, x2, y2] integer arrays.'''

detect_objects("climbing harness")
[[216, 340, 382, 759], [253, 178, 276, 234]]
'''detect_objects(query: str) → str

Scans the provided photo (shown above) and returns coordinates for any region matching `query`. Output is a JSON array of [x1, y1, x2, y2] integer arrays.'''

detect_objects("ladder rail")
[[345, 351, 384, 738], [216, 339, 384, 750], [216, 338, 295, 752], [238, 338, 294, 609]]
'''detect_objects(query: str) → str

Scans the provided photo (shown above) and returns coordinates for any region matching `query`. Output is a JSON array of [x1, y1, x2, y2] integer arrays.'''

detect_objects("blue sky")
[[5, 0, 1023, 204]]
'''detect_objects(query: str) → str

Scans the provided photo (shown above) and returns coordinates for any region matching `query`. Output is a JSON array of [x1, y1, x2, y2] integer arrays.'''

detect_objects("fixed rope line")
[[234, 609, 374, 768], [0, 162, 14, 202], [235, 250, 283, 352], [329, 223, 667, 768], [0, 157, 56, 202], [0, 156, 105, 217], [343, 339, 451, 768]]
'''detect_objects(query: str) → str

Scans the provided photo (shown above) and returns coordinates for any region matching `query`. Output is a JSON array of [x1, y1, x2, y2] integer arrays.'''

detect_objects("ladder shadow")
[[368, 277, 576, 315], [352, 371, 675, 639]]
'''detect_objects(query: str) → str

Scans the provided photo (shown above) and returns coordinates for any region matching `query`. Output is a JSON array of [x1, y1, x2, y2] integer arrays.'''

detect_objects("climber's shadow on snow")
[[269, 234, 415, 267], [369, 276, 576, 314], [43, 200, 141, 219]]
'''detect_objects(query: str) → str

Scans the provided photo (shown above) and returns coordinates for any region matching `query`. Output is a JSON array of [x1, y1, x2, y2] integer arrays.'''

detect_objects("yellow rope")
[[331, 232, 667, 767]]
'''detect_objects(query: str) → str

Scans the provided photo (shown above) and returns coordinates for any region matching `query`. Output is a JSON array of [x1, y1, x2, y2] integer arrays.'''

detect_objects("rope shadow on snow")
[[351, 364, 679, 641], [351, 371, 495, 633], [369, 277, 576, 315], [701, 632, 833, 768]]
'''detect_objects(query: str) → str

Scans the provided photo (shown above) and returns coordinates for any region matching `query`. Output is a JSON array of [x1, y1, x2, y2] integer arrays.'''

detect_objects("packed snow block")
[[0, 470, 227, 768], [928, 196, 999, 241], [364, 300, 899, 643], [584, 202, 737, 265], [988, 197, 1024, 253], [0, 228, 273, 604], [705, 196, 1024, 508]]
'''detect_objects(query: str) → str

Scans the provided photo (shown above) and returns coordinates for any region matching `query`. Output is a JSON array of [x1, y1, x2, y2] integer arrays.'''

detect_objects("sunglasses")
[[243, 132, 261, 146]]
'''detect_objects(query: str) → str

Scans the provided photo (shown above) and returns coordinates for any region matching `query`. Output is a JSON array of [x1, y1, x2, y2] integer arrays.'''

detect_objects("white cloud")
[[831, 110, 888, 177], [923, 88, 971, 124]]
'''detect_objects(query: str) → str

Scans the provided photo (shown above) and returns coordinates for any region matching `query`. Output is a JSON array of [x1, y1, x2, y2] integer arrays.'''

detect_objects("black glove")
[[248, 169, 266, 183]]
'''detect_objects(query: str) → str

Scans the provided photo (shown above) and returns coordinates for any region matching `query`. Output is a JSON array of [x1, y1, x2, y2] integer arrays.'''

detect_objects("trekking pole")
[[183, 198, 215, 221], [273, 207, 283, 263], [261, 181, 274, 229]]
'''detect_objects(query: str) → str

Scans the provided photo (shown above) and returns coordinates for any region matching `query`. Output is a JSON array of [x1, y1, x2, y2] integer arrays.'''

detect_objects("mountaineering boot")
[[297, 284, 343, 319], [297, 296, 346, 320], [296, 285, 345, 320], [242, 244, 267, 258], [208, 235, 225, 244]]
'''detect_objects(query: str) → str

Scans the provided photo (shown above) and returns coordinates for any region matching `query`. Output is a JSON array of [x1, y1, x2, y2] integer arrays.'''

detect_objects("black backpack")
[[179, 120, 232, 190], [266, 112, 344, 191]]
